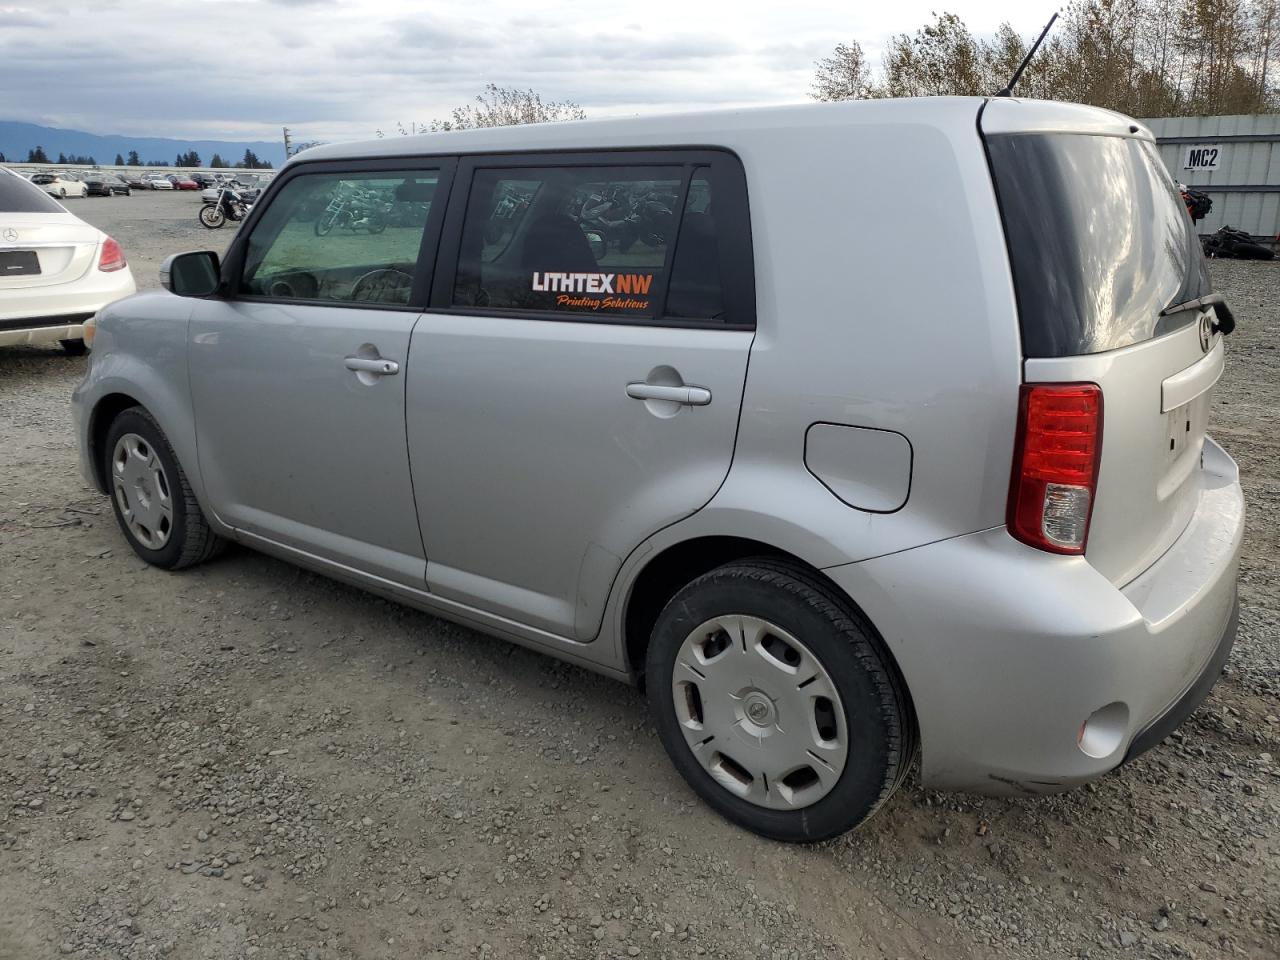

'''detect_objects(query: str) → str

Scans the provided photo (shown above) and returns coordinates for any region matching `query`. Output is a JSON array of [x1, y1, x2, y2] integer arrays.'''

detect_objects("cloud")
[[0, 0, 1047, 143]]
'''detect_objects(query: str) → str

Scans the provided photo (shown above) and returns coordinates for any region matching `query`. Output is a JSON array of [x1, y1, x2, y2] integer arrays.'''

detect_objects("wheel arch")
[[622, 536, 916, 724], [87, 391, 144, 493]]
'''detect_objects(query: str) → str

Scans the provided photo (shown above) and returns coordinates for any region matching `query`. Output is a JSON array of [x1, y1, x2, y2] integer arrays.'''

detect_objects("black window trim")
[[428, 148, 755, 330], [219, 156, 458, 313]]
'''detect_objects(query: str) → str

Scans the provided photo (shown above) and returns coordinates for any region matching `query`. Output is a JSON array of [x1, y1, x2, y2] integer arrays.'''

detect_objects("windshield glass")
[[1, 173, 65, 212], [985, 133, 1211, 357]]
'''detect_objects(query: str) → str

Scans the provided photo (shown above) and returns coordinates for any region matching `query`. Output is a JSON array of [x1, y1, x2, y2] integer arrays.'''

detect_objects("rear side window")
[[0, 174, 63, 213], [240, 169, 439, 306], [986, 133, 1211, 357], [451, 158, 746, 325]]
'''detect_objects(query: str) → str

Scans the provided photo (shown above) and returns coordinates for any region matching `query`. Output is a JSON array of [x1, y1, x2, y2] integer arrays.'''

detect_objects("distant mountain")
[[0, 120, 286, 167]]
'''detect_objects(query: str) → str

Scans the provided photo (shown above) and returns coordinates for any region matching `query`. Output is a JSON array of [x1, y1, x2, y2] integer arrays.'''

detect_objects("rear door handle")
[[625, 382, 712, 406], [344, 356, 399, 376]]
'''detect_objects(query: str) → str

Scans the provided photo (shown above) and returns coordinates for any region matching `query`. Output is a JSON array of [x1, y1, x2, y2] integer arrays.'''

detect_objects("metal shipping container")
[[1143, 114, 1280, 240]]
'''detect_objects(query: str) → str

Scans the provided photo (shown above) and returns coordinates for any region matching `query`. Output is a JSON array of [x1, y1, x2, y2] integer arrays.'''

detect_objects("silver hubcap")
[[111, 433, 173, 550], [672, 616, 847, 810]]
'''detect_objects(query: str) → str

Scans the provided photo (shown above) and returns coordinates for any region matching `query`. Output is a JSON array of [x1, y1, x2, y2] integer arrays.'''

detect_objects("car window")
[[240, 169, 439, 306], [452, 162, 735, 324], [665, 169, 723, 321], [0, 173, 64, 213], [453, 165, 682, 318]]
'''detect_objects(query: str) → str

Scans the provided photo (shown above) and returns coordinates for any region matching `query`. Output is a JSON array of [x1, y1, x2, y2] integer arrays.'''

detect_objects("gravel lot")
[[1, 191, 1277, 960]]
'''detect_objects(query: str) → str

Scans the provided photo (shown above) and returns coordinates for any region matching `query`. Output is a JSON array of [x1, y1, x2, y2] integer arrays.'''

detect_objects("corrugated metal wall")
[[1143, 115, 1280, 239]]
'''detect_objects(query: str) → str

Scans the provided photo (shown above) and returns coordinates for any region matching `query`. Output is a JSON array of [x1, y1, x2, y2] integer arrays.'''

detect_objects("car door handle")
[[344, 356, 399, 376], [625, 382, 712, 406]]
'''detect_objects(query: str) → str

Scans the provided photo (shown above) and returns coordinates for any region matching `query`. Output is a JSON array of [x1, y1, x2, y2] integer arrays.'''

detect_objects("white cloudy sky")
[[1, 0, 1057, 144]]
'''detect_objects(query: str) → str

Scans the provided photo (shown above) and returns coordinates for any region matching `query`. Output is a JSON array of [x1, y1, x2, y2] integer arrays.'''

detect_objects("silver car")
[[71, 98, 1243, 842]]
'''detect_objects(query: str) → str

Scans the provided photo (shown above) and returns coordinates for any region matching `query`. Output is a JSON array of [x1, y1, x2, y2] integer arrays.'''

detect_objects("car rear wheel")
[[646, 558, 914, 842], [59, 338, 87, 356], [104, 407, 225, 570]]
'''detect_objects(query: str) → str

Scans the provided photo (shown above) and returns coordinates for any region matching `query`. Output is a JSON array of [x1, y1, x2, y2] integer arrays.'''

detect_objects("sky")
[[0, 0, 1059, 146]]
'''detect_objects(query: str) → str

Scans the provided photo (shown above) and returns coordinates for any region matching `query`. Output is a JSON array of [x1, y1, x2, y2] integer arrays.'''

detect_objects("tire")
[[59, 338, 88, 356], [125, 188, 132, 196], [199, 204, 226, 229], [58, 188, 66, 198], [645, 558, 914, 842], [104, 407, 225, 570], [314, 211, 339, 236]]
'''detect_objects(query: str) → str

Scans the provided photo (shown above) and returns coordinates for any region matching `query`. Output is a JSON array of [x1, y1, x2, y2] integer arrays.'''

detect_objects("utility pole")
[[282, 126, 293, 158]]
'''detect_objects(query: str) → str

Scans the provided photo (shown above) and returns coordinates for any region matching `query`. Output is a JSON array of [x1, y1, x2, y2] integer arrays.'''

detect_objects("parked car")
[[144, 175, 174, 190], [83, 173, 132, 196], [71, 98, 1243, 843], [29, 172, 88, 199], [190, 172, 220, 189], [172, 176, 200, 191], [123, 173, 150, 190], [0, 168, 135, 353]]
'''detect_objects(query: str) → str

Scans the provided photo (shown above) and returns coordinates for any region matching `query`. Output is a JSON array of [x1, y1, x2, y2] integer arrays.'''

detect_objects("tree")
[[812, 42, 881, 100], [114, 153, 125, 165], [127, 150, 141, 166], [27, 146, 49, 163], [209, 153, 227, 168], [0, 152, 6, 163], [882, 12, 983, 98], [57, 152, 68, 164], [811, 3, 1279, 116], [400, 84, 586, 133]]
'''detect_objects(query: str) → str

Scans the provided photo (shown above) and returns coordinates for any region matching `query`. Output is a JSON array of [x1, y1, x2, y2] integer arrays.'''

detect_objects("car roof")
[[291, 97, 1148, 166]]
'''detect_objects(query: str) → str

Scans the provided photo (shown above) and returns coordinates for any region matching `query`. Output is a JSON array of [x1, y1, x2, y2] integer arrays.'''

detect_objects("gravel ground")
[[1, 193, 1277, 960]]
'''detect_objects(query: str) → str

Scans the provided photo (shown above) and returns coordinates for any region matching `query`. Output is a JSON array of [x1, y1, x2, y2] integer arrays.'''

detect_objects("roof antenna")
[[995, 10, 1059, 98]]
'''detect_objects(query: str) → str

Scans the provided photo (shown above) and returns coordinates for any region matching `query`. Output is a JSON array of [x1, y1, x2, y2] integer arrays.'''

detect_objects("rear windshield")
[[985, 133, 1211, 357], [0, 173, 64, 213]]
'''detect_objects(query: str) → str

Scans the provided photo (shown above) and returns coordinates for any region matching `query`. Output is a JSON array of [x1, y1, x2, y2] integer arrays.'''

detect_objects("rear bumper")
[[0, 268, 136, 346], [0, 315, 93, 347], [1122, 594, 1236, 763], [827, 436, 1244, 795]]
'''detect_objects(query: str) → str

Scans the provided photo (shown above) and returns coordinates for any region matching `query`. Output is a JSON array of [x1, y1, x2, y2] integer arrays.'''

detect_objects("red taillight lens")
[[1007, 383, 1103, 555], [98, 236, 126, 272]]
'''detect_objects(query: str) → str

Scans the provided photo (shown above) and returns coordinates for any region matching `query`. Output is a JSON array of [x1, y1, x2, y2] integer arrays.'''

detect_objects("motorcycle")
[[199, 186, 252, 229], [1202, 225, 1275, 261], [314, 187, 386, 236]]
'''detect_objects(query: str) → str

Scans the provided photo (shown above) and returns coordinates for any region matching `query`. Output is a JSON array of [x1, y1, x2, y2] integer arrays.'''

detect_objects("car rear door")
[[407, 151, 755, 640], [983, 107, 1226, 585], [187, 159, 452, 586]]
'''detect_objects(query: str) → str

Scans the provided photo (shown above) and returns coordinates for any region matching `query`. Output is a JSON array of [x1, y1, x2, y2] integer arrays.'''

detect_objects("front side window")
[[241, 169, 439, 306]]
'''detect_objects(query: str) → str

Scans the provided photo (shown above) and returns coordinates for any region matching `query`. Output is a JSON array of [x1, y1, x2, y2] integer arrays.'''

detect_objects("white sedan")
[[30, 172, 89, 199], [145, 176, 174, 190], [0, 169, 136, 353]]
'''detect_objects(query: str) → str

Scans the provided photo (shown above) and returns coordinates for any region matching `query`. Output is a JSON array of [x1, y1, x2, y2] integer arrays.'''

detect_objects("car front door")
[[408, 153, 755, 639], [188, 160, 452, 586]]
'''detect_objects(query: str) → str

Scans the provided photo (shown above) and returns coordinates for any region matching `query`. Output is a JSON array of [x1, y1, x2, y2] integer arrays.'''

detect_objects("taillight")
[[98, 236, 126, 272], [1007, 383, 1103, 554]]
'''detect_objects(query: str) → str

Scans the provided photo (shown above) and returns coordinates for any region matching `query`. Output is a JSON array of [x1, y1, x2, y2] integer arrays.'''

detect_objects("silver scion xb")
[[71, 98, 1243, 842]]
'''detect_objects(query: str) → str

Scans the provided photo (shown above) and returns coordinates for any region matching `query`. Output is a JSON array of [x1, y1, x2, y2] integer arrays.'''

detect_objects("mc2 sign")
[[1183, 145, 1223, 171]]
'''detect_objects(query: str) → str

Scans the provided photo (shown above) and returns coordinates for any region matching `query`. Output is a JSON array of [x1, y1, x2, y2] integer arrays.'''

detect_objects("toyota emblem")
[[1198, 314, 1214, 353], [1, 228, 17, 243]]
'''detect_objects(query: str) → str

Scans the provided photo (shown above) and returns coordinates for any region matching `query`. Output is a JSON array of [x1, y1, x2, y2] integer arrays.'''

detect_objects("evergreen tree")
[[115, 153, 125, 165], [209, 153, 227, 168], [127, 150, 141, 166], [57, 152, 68, 164], [28, 146, 49, 163], [0, 152, 6, 163]]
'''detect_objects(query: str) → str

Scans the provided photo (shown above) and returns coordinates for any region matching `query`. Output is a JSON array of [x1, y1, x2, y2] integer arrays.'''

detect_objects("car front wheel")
[[104, 407, 225, 569], [646, 558, 914, 842]]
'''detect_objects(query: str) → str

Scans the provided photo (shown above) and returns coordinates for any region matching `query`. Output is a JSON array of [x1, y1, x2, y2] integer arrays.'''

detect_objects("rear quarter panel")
[[707, 99, 1023, 567]]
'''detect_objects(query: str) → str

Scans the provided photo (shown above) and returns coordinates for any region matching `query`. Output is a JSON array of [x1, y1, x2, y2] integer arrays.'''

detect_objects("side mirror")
[[160, 251, 222, 297]]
